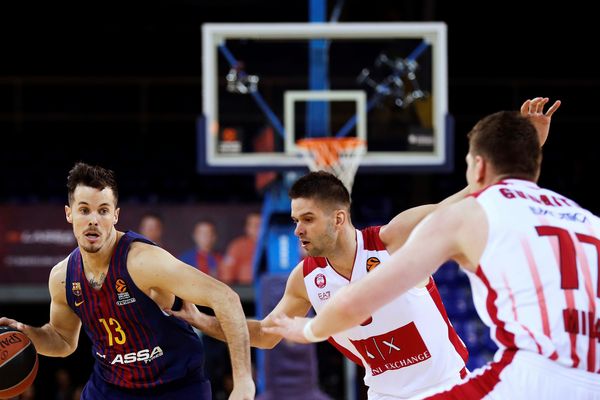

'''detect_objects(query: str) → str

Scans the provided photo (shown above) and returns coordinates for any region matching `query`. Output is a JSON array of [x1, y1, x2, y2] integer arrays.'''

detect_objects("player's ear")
[[474, 155, 486, 184], [114, 207, 120, 225], [334, 209, 346, 227], [65, 205, 73, 223]]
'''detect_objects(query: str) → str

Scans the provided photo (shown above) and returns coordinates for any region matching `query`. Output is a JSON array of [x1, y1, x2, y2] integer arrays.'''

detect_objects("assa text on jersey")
[[110, 346, 164, 364]]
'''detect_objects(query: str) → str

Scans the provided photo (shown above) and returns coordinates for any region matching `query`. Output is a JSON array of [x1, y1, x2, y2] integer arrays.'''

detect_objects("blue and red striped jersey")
[[65, 231, 206, 389]]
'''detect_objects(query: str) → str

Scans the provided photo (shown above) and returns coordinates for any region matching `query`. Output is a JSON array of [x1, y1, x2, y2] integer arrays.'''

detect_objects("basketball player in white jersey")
[[170, 171, 470, 399], [267, 99, 600, 399], [173, 97, 560, 400]]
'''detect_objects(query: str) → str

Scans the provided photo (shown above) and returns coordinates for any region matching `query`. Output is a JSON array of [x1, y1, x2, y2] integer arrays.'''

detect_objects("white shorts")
[[416, 349, 600, 400], [368, 373, 465, 400]]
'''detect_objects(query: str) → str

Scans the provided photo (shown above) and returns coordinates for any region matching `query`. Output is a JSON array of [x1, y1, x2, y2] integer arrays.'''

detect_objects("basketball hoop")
[[296, 137, 366, 193]]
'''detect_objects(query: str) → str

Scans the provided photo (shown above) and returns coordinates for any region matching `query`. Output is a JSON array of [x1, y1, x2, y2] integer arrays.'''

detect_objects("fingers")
[[262, 313, 292, 334], [0, 317, 20, 329], [529, 97, 546, 114], [522, 97, 561, 116], [545, 100, 561, 117], [520, 99, 531, 115]]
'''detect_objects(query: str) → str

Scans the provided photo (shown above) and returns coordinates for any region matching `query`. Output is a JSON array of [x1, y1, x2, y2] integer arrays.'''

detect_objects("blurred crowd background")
[[1, 1, 599, 399]]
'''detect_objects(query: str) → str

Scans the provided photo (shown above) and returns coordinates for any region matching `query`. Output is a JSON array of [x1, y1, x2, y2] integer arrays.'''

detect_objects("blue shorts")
[[81, 371, 212, 400]]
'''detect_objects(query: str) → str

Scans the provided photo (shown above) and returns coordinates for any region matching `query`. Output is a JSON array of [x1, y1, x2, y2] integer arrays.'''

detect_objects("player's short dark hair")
[[289, 171, 350, 210], [66, 162, 119, 205], [468, 111, 541, 180]]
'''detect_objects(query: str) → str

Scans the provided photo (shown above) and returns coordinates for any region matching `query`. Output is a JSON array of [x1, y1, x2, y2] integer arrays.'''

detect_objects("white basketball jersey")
[[303, 227, 468, 398], [468, 178, 600, 373]]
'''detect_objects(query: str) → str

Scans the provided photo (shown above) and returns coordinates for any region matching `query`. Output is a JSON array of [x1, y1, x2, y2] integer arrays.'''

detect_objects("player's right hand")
[[0, 317, 25, 331], [520, 97, 561, 146], [228, 377, 255, 400]]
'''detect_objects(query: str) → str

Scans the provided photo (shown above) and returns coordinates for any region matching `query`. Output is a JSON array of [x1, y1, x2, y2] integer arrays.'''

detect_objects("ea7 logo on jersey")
[[318, 291, 331, 300], [110, 346, 164, 365]]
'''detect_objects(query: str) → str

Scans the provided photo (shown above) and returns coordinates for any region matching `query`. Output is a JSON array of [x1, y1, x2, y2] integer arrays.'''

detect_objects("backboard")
[[199, 22, 450, 173]]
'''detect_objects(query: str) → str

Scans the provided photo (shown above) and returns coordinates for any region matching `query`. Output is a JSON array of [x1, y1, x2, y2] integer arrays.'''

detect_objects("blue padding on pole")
[[266, 226, 300, 274], [308, 0, 329, 138]]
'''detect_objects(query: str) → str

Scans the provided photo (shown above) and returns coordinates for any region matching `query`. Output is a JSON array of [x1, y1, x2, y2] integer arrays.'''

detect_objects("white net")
[[296, 137, 366, 193]]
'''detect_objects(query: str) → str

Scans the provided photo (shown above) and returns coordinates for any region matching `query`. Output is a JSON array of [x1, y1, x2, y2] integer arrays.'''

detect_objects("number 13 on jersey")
[[99, 317, 127, 346]]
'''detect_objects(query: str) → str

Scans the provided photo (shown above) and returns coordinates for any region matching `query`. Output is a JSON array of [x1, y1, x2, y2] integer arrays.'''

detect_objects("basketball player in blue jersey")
[[0, 163, 255, 400]]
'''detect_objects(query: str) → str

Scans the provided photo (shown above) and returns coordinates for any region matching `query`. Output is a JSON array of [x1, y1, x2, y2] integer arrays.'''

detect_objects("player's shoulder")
[[360, 226, 386, 251], [301, 256, 328, 277], [48, 257, 70, 297], [128, 238, 163, 257], [49, 257, 69, 281]]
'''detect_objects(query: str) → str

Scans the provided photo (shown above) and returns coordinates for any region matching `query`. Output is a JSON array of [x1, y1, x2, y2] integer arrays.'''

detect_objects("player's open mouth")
[[84, 232, 100, 241]]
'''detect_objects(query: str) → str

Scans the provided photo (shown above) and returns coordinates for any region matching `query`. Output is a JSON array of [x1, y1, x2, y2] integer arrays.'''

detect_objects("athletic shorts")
[[81, 371, 212, 400], [418, 349, 600, 399], [368, 367, 467, 399]]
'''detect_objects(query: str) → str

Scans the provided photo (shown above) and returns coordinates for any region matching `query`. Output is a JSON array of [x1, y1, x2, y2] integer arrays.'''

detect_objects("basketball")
[[0, 326, 39, 399]]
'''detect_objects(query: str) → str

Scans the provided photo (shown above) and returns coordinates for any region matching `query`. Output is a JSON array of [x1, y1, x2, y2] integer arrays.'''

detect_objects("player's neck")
[[326, 226, 357, 279], [80, 229, 119, 275]]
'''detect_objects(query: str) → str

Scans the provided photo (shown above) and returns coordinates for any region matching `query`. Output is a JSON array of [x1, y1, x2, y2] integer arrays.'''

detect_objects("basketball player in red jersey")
[[268, 99, 600, 399], [0, 163, 254, 400], [176, 97, 561, 400]]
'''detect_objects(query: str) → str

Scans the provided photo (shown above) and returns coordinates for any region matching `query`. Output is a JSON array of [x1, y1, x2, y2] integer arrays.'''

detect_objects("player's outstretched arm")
[[520, 97, 561, 146], [266, 198, 486, 343], [380, 185, 470, 253], [167, 263, 312, 349], [0, 260, 82, 357], [130, 244, 255, 399]]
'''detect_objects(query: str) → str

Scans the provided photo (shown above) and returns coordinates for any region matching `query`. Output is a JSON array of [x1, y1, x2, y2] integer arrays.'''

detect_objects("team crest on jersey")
[[72, 282, 82, 297], [314, 273, 327, 289], [366, 257, 380, 272], [115, 278, 136, 306]]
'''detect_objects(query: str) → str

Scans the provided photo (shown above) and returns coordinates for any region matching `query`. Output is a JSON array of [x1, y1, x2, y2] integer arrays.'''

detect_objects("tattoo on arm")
[[88, 273, 106, 290]]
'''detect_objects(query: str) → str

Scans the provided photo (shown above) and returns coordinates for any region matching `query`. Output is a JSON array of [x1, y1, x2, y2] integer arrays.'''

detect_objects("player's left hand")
[[262, 312, 312, 344]]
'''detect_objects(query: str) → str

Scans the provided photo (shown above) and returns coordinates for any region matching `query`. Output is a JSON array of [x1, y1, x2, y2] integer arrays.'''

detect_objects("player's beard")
[[79, 240, 102, 254], [305, 224, 336, 257]]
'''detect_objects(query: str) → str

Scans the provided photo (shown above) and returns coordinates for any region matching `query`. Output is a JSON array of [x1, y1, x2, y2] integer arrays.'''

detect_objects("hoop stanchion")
[[296, 137, 366, 193]]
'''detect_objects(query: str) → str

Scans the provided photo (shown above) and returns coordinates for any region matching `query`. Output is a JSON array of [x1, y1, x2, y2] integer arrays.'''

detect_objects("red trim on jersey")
[[302, 256, 328, 277], [107, 241, 142, 387], [573, 233, 597, 372], [501, 273, 542, 354], [361, 226, 386, 251], [475, 267, 517, 349], [543, 229, 579, 366], [328, 337, 364, 366], [521, 237, 560, 361], [469, 179, 541, 199], [427, 277, 469, 365], [468, 181, 509, 199], [424, 349, 517, 399]]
